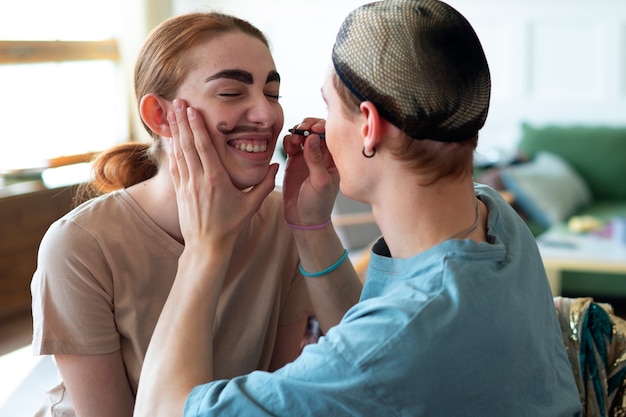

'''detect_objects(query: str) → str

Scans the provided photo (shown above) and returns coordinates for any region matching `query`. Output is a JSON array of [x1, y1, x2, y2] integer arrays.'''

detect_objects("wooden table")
[[537, 228, 626, 295]]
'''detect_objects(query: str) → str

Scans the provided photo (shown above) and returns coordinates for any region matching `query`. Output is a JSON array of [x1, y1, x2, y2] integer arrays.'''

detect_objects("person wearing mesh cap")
[[135, 1, 582, 416]]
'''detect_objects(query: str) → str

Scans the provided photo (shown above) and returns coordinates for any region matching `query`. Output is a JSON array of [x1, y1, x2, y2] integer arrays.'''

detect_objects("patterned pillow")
[[500, 151, 592, 227]]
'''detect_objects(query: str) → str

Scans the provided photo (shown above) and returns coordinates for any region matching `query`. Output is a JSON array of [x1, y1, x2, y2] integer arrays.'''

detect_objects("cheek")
[[272, 104, 285, 135], [197, 103, 239, 136], [324, 125, 338, 156], [325, 118, 349, 156]]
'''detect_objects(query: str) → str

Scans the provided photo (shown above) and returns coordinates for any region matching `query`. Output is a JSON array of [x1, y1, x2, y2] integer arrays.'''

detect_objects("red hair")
[[82, 12, 269, 198]]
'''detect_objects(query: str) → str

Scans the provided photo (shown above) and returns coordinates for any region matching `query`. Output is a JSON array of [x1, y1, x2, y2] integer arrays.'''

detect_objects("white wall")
[[172, 0, 626, 160], [452, 0, 626, 160], [173, 0, 369, 143]]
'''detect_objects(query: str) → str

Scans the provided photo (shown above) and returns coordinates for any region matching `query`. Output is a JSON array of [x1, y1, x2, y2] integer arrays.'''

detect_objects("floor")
[[0, 312, 58, 417]]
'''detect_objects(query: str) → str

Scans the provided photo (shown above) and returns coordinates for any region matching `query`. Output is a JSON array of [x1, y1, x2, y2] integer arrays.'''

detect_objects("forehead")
[[189, 31, 276, 78]]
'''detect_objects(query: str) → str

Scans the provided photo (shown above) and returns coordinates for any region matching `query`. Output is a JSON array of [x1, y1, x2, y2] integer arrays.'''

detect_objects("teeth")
[[235, 143, 267, 153]]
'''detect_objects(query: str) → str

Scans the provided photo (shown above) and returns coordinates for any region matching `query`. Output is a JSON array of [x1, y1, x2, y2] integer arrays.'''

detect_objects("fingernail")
[[187, 107, 195, 120], [173, 99, 183, 111]]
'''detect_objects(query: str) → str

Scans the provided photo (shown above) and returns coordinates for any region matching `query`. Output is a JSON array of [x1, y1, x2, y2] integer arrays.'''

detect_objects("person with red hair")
[[31, 12, 360, 417]]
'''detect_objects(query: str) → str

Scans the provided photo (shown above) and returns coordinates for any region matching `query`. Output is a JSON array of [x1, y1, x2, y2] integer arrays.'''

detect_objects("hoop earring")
[[362, 146, 376, 158]]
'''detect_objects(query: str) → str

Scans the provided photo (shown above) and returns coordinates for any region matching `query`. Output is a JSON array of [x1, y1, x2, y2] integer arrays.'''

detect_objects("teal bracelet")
[[299, 248, 349, 278]]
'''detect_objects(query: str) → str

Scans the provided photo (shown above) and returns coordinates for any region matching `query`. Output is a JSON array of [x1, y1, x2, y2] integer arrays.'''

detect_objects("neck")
[[126, 169, 183, 243], [371, 178, 485, 259]]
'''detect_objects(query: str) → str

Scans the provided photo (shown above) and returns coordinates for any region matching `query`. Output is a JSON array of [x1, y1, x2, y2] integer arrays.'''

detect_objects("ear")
[[359, 101, 382, 152], [139, 94, 172, 137]]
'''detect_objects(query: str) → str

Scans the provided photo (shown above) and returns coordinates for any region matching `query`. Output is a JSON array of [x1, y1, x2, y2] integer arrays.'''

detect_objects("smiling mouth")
[[231, 141, 268, 153], [234, 142, 268, 153]]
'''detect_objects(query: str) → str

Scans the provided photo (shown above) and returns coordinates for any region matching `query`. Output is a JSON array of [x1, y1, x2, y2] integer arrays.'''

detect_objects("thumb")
[[248, 163, 279, 209], [304, 135, 325, 170]]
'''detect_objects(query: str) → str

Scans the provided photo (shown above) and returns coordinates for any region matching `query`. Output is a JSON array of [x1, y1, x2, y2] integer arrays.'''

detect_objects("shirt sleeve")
[[184, 341, 387, 416], [31, 218, 120, 355], [183, 302, 397, 417]]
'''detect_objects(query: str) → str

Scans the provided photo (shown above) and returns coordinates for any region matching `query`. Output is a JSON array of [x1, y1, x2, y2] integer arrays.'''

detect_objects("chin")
[[231, 169, 269, 191]]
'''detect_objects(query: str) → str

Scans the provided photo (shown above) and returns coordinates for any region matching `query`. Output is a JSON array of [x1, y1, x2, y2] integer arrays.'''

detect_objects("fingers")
[[283, 118, 326, 156], [167, 109, 185, 187], [296, 118, 325, 136], [173, 100, 203, 181], [308, 119, 326, 137], [168, 99, 227, 188], [248, 163, 279, 210], [304, 135, 324, 165], [184, 105, 218, 181]]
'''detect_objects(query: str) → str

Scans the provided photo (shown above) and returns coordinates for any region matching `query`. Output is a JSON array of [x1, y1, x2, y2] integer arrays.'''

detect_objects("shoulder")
[[52, 190, 128, 230], [38, 191, 132, 261], [475, 182, 535, 242]]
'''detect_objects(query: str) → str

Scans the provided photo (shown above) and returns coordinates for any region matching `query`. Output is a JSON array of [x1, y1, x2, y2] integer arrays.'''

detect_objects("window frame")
[[0, 39, 122, 170], [0, 39, 119, 64]]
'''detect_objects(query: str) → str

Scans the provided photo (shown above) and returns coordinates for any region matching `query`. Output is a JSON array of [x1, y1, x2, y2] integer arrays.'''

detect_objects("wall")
[[454, 0, 626, 161], [173, 0, 626, 161]]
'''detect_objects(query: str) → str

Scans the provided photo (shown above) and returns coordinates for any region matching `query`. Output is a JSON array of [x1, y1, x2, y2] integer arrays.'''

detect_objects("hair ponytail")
[[78, 142, 158, 201]]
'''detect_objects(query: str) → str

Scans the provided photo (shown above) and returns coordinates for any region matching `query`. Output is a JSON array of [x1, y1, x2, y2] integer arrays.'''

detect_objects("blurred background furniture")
[[0, 181, 81, 321], [478, 123, 626, 313]]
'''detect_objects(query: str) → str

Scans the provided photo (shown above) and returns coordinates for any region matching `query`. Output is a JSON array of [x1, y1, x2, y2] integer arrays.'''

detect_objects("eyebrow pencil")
[[288, 129, 325, 140]]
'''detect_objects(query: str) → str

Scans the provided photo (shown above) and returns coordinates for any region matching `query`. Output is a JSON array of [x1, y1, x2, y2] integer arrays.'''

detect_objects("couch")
[[478, 123, 626, 300], [512, 123, 626, 233]]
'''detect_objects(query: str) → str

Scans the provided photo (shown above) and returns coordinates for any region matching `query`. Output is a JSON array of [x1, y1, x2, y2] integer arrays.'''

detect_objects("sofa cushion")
[[501, 151, 592, 228], [518, 124, 626, 200]]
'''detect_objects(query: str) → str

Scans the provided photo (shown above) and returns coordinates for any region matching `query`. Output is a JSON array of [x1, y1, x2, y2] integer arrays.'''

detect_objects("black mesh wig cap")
[[332, 0, 491, 142]]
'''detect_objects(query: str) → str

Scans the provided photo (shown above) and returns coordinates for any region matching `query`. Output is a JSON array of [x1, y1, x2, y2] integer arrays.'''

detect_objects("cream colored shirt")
[[31, 189, 311, 416]]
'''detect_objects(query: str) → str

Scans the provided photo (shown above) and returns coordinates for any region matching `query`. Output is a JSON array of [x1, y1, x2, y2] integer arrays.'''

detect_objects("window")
[[0, 0, 128, 173]]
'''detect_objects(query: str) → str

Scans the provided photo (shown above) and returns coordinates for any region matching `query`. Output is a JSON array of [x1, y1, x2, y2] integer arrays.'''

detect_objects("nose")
[[246, 93, 280, 128]]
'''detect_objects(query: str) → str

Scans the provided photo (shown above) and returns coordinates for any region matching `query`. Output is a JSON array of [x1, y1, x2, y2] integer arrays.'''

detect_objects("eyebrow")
[[205, 69, 280, 85], [266, 70, 280, 84]]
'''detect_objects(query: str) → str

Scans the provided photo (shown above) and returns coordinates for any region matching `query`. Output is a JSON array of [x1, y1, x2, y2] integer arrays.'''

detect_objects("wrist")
[[299, 248, 349, 277]]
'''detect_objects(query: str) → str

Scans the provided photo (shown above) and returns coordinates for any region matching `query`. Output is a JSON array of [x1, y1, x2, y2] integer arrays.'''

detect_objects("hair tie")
[[299, 249, 349, 277], [285, 218, 332, 231]]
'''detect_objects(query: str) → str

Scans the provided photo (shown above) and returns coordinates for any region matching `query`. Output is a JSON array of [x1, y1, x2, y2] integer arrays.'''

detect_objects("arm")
[[32, 217, 136, 416], [56, 352, 134, 417], [290, 227, 362, 334], [282, 120, 363, 333], [134, 100, 278, 417]]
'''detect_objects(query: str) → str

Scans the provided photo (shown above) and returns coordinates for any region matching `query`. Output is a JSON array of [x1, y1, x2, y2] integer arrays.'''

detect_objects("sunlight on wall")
[[0, 62, 123, 171], [0, 0, 127, 172]]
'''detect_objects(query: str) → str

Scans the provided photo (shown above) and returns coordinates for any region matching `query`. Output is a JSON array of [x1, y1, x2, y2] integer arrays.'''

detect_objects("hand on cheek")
[[168, 99, 278, 249]]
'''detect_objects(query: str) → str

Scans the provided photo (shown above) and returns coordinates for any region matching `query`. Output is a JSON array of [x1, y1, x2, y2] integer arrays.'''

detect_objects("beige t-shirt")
[[31, 189, 312, 415]]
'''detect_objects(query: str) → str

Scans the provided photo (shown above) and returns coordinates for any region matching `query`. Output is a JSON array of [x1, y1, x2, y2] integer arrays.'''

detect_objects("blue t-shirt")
[[185, 184, 582, 417]]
